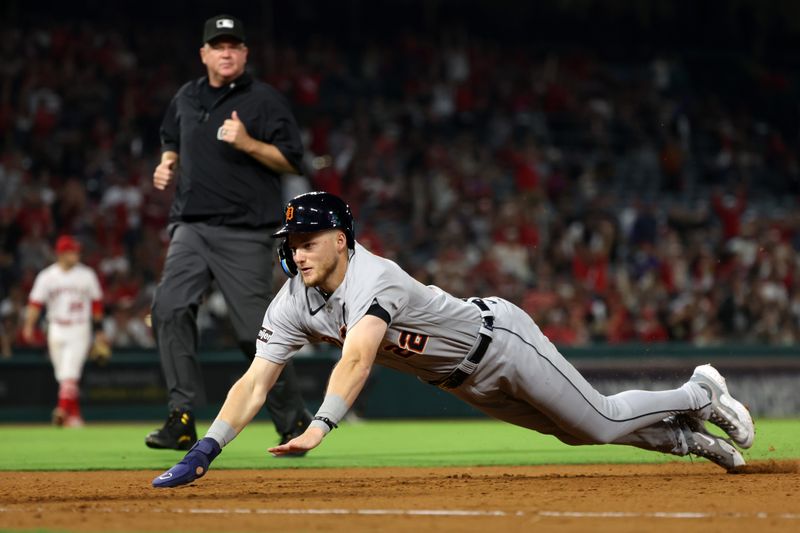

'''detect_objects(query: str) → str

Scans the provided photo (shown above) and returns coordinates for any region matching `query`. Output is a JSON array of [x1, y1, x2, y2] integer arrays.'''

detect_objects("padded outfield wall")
[[0, 345, 798, 421]]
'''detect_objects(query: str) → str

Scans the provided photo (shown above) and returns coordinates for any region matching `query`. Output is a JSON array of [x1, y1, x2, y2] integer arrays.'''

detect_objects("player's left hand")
[[268, 426, 325, 456], [216, 110, 252, 151], [89, 332, 112, 364]]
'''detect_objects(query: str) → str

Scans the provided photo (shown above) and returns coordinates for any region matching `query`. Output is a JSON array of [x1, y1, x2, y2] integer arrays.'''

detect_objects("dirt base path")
[[2, 461, 798, 532]]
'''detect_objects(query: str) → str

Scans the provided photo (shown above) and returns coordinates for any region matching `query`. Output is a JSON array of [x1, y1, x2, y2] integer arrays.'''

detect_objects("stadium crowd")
[[1, 19, 799, 355]]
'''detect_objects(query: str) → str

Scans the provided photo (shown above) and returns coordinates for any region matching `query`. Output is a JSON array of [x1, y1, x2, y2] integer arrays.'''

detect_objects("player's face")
[[288, 230, 346, 289], [57, 251, 79, 269], [200, 38, 248, 87]]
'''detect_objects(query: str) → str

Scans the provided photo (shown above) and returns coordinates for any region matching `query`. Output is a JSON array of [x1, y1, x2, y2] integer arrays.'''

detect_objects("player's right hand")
[[152, 437, 221, 488], [153, 159, 176, 190], [268, 426, 325, 456]]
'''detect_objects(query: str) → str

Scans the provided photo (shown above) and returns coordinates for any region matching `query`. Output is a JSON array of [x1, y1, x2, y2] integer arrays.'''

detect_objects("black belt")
[[429, 298, 494, 390]]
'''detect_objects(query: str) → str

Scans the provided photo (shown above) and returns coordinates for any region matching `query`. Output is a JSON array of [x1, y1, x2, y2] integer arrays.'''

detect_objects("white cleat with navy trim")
[[690, 364, 755, 449]]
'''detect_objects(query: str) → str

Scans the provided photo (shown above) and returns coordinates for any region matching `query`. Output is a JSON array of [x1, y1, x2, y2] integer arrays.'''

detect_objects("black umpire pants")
[[151, 222, 309, 435]]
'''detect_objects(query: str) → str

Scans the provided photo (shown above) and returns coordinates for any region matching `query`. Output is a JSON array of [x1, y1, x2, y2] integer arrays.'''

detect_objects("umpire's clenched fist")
[[216, 110, 253, 151], [153, 158, 176, 191]]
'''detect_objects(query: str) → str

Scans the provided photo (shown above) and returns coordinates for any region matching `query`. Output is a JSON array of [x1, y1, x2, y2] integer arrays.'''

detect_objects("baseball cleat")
[[145, 409, 197, 450], [51, 407, 67, 427], [65, 415, 85, 428], [689, 364, 754, 448], [678, 416, 745, 471]]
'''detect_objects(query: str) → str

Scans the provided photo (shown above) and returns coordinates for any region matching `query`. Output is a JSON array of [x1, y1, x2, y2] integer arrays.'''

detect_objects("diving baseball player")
[[153, 192, 755, 487], [23, 235, 107, 427]]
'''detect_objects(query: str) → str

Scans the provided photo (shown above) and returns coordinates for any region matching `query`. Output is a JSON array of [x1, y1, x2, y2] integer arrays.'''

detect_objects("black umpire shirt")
[[160, 72, 304, 229]]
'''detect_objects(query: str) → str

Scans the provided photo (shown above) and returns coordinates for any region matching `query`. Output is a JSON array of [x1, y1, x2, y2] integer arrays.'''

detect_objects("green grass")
[[0, 419, 797, 471]]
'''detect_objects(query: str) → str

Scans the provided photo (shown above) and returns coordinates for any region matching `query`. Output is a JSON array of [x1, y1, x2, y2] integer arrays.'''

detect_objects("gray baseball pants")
[[451, 298, 711, 455], [151, 222, 309, 435]]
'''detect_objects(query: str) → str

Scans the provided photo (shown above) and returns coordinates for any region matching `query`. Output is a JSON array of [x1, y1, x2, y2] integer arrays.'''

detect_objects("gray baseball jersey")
[[256, 243, 711, 455]]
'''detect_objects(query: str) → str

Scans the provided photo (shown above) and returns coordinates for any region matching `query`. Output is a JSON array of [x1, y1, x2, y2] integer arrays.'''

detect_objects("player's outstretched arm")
[[152, 357, 283, 488], [268, 315, 387, 456]]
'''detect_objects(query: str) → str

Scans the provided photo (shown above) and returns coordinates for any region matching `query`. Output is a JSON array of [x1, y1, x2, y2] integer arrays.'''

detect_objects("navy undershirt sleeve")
[[365, 301, 391, 325]]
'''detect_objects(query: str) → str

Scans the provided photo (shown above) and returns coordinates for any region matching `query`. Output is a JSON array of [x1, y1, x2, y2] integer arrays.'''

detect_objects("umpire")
[[146, 14, 311, 452]]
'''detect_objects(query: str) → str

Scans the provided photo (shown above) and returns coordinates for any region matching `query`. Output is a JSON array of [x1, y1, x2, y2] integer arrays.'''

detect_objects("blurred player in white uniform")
[[23, 235, 107, 427]]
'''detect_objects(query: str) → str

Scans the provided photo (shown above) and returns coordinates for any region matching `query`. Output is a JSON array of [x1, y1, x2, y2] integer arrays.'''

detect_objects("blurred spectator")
[[2, 12, 800, 351]]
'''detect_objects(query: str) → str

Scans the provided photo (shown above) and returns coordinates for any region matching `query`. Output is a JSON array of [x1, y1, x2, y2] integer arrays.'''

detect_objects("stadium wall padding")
[[1, 345, 798, 421]]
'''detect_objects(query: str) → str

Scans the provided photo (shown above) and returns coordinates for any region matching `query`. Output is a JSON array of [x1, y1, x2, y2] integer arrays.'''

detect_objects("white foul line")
[[179, 508, 511, 516], [2, 507, 800, 520]]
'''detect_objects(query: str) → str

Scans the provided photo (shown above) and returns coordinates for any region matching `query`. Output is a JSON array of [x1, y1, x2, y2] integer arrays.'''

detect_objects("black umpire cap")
[[203, 14, 246, 44]]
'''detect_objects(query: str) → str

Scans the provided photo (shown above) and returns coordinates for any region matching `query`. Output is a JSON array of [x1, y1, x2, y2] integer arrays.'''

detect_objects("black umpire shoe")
[[276, 411, 312, 457], [145, 409, 197, 450]]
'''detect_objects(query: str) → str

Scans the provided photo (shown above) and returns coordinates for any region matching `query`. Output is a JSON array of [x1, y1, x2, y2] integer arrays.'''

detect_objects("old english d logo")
[[286, 206, 294, 221]]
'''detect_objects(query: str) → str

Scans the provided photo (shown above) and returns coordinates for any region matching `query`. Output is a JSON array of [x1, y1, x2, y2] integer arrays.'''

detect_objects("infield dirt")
[[1, 462, 798, 532]]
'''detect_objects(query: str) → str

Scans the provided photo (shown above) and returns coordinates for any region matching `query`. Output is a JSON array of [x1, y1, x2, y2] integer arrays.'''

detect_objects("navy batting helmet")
[[272, 191, 355, 277]]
